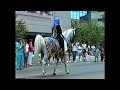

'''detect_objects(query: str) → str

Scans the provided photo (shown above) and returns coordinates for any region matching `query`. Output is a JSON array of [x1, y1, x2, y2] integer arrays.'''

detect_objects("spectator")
[[36, 11, 41, 14], [27, 11, 35, 14], [72, 43, 77, 62], [24, 39, 29, 68], [77, 43, 83, 61], [82, 49, 88, 62], [87, 44, 91, 51], [91, 45, 95, 56], [94, 47, 100, 62], [28, 39, 34, 66], [48, 11, 53, 15], [22, 39, 25, 68], [26, 11, 52, 16], [75, 41, 79, 56], [40, 11, 44, 15], [16, 38, 24, 70], [82, 42, 87, 49], [76, 40, 79, 46], [100, 48, 105, 62], [16, 40, 18, 69]]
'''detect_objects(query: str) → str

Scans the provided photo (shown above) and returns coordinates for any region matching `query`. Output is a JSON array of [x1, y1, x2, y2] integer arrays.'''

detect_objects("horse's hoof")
[[43, 75, 46, 77], [66, 71, 69, 74], [43, 73, 46, 77], [53, 72, 56, 75], [43, 71, 46, 76], [67, 72, 69, 74]]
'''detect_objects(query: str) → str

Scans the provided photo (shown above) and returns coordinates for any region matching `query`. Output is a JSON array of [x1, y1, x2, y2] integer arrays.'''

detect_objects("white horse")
[[33, 28, 75, 76]]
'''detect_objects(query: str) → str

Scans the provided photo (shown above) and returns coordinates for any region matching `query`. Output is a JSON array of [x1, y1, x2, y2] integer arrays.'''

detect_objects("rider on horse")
[[52, 18, 65, 53]]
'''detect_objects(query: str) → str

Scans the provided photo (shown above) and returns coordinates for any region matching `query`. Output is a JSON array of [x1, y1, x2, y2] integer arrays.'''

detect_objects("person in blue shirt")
[[52, 18, 65, 53], [16, 40, 18, 69], [16, 38, 24, 70]]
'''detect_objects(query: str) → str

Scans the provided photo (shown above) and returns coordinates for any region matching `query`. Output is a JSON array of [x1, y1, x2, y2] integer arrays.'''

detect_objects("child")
[[82, 49, 88, 62]]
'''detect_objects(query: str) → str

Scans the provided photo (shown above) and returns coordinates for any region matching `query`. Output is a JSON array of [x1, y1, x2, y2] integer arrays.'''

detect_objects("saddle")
[[44, 37, 64, 54], [47, 37, 57, 46]]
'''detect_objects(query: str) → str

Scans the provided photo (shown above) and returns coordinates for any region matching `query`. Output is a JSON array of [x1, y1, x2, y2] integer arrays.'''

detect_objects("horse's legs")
[[53, 54, 59, 75], [47, 55, 51, 66], [64, 55, 69, 74], [69, 53, 72, 63], [41, 59, 47, 77], [40, 52, 47, 76], [53, 55, 55, 63], [53, 59, 59, 75]]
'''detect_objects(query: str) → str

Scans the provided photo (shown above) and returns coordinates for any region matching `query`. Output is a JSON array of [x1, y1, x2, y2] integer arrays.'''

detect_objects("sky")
[[71, 11, 87, 19]]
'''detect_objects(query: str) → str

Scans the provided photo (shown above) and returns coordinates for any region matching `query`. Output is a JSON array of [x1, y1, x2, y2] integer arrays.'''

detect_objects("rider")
[[52, 18, 65, 53]]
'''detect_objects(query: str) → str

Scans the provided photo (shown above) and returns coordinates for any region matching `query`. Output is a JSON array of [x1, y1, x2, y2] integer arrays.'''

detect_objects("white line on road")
[[16, 74, 43, 79], [16, 70, 64, 79]]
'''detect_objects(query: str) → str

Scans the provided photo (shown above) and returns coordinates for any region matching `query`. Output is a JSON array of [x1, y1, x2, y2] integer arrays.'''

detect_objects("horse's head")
[[63, 28, 76, 43], [62, 28, 76, 52], [70, 28, 76, 42]]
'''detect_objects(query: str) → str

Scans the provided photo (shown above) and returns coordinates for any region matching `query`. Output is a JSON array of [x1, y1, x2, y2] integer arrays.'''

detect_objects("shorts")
[[24, 52, 29, 58]]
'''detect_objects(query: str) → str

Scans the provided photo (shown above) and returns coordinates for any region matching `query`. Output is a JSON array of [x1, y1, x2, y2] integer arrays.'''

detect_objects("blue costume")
[[52, 18, 65, 53], [52, 18, 60, 38], [52, 18, 60, 29], [16, 42, 24, 70]]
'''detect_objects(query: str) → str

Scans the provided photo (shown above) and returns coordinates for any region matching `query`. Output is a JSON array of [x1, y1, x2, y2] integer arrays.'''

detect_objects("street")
[[16, 56, 105, 79]]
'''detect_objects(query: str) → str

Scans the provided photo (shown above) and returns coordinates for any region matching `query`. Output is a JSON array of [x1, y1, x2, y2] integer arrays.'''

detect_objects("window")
[[71, 11, 87, 20], [98, 18, 103, 21], [71, 11, 73, 18], [74, 12, 77, 19], [76, 12, 80, 19]]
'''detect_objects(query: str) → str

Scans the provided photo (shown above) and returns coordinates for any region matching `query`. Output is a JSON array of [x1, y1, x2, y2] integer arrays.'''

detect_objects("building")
[[16, 11, 71, 40], [71, 11, 105, 26], [90, 11, 105, 26], [79, 11, 91, 22], [71, 11, 87, 22]]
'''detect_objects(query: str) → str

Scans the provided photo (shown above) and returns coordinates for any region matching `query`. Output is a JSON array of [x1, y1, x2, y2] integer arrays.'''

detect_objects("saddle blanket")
[[47, 37, 58, 46]]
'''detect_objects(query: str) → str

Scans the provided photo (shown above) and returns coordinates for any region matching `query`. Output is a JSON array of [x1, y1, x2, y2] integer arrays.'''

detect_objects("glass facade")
[[71, 11, 87, 20]]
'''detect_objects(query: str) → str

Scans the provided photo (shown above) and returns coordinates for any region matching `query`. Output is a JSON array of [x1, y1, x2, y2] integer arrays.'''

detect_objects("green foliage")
[[72, 21, 105, 48], [16, 14, 29, 39]]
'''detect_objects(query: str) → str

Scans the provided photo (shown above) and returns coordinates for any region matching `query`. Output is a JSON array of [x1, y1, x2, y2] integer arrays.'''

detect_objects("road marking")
[[16, 70, 64, 78], [16, 74, 43, 78]]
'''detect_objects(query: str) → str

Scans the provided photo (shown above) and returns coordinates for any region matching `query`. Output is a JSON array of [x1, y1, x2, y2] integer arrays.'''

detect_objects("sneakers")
[[73, 61, 76, 63], [79, 59, 82, 61]]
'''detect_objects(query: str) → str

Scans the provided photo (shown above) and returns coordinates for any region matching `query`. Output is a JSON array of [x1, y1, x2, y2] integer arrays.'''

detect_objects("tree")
[[72, 21, 104, 48], [16, 14, 29, 39]]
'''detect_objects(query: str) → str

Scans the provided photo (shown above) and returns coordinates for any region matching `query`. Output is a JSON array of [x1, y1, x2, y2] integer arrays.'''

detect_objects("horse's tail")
[[33, 34, 45, 65]]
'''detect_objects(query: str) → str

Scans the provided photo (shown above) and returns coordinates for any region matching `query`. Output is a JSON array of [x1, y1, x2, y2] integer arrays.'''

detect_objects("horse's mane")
[[62, 28, 74, 52], [62, 28, 73, 40]]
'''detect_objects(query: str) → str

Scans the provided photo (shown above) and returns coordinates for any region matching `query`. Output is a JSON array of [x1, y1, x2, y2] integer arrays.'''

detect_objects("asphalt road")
[[16, 56, 105, 79]]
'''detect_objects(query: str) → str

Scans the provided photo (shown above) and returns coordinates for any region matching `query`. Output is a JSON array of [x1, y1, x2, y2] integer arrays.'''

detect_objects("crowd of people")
[[16, 38, 34, 70], [69, 41, 105, 63], [15, 38, 105, 70], [21, 11, 53, 16]]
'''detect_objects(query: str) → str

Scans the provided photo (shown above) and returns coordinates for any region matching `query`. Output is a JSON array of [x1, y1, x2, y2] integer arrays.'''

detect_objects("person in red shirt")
[[28, 39, 34, 66], [100, 48, 105, 62]]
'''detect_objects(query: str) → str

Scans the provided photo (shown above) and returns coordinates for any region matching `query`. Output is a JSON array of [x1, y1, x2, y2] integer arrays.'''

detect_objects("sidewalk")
[[15, 55, 101, 70]]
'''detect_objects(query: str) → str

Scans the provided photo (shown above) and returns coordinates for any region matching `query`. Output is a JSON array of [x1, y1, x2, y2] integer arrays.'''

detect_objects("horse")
[[50, 29, 75, 64], [33, 28, 75, 76]]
